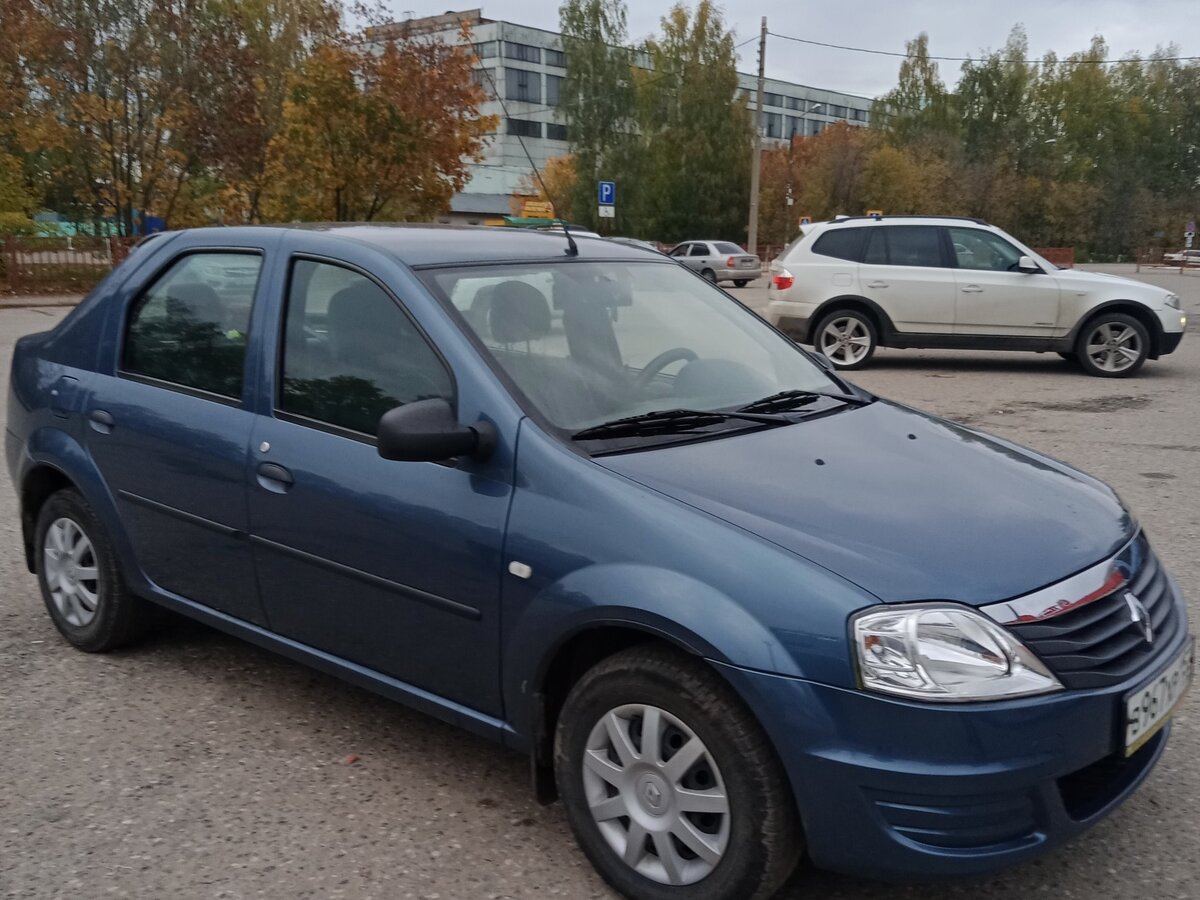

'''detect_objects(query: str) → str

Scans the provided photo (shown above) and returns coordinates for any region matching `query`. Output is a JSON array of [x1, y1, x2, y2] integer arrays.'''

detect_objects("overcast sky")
[[389, 1, 1200, 98]]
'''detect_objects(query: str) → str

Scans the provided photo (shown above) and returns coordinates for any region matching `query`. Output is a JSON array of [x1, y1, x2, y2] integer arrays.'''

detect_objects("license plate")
[[739, 260, 757, 268], [1124, 638, 1194, 755]]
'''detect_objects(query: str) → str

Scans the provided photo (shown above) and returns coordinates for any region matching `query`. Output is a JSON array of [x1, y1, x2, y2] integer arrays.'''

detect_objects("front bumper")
[[1161, 327, 1184, 356], [713, 618, 1189, 881]]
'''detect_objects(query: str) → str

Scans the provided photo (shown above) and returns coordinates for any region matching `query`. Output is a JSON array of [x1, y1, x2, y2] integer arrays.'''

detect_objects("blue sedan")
[[5, 225, 1192, 898]]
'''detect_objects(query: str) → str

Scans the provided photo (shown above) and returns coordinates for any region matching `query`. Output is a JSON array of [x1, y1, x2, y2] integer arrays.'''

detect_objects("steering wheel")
[[634, 347, 698, 391]]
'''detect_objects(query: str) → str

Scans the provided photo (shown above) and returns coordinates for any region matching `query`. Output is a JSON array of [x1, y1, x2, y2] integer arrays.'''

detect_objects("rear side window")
[[712, 241, 745, 255], [882, 226, 944, 267], [811, 228, 865, 261], [278, 259, 453, 436], [123, 252, 262, 399], [689, 244, 710, 257]]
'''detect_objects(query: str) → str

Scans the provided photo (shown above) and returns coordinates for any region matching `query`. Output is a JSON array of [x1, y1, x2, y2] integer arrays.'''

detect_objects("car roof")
[[803, 216, 997, 240], [169, 223, 661, 267]]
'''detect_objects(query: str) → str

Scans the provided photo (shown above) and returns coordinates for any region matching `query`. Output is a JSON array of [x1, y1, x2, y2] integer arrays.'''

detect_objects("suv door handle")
[[88, 409, 115, 434], [961, 284, 984, 293], [256, 462, 294, 493], [866, 281, 888, 289]]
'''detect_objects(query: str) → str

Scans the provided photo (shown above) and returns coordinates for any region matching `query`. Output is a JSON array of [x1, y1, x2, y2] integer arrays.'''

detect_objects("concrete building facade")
[[370, 9, 874, 223]]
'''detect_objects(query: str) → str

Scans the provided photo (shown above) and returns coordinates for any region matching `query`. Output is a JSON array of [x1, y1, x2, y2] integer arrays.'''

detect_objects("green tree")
[[558, 0, 636, 231]]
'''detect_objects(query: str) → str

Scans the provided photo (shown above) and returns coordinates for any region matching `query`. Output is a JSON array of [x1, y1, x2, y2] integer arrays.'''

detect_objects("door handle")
[[88, 409, 115, 434], [866, 281, 889, 289], [961, 285, 984, 293], [256, 462, 294, 493]]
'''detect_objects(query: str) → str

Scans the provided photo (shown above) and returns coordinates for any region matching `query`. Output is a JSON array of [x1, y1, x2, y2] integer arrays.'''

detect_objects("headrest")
[[488, 281, 551, 344], [166, 282, 222, 324]]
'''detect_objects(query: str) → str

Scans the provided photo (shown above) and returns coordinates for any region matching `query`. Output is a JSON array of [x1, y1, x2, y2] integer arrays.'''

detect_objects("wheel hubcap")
[[820, 317, 871, 365], [1086, 323, 1142, 372], [43, 517, 100, 627], [581, 703, 730, 886]]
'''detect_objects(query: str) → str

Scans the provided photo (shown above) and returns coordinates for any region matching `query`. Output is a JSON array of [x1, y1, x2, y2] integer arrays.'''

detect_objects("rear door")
[[858, 225, 956, 334], [947, 226, 1062, 336], [85, 240, 271, 624], [669, 243, 697, 271]]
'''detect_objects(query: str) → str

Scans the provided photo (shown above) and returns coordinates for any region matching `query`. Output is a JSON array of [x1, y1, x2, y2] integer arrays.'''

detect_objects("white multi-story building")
[[370, 9, 873, 223]]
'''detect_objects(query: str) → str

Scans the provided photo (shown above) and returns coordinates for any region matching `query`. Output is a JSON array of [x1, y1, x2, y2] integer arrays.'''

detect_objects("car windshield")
[[423, 261, 838, 434]]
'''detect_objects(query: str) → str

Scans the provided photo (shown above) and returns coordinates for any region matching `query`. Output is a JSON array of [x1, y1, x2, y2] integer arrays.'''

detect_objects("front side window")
[[948, 227, 1025, 272], [279, 260, 452, 436], [423, 261, 837, 433], [123, 251, 262, 399], [669, 244, 690, 257]]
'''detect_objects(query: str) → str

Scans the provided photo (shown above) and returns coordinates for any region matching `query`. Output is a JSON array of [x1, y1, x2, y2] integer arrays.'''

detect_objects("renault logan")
[[6, 225, 1193, 899]]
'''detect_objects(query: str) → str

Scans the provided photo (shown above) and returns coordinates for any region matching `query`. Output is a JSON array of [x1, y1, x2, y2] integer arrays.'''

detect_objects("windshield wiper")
[[737, 388, 873, 414], [571, 408, 789, 441]]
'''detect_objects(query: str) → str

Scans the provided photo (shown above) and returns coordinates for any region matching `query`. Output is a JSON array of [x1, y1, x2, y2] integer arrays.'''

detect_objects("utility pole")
[[746, 17, 767, 257]]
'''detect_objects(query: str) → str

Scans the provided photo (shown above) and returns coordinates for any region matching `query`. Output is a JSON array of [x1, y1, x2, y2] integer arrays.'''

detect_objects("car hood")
[[1051, 267, 1159, 296], [598, 401, 1134, 606]]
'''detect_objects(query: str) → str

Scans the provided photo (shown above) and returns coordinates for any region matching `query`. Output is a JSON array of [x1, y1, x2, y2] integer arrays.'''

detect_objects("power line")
[[767, 30, 1200, 65]]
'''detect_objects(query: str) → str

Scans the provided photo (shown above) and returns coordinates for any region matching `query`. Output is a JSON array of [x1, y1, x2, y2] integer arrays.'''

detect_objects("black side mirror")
[[376, 398, 496, 462]]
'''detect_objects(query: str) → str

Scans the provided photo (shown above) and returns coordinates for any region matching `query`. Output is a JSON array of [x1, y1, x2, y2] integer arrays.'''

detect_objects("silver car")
[[669, 240, 762, 286]]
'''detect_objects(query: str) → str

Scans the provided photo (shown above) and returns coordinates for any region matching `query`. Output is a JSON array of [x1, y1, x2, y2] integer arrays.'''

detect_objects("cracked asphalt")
[[2, 265, 1198, 899]]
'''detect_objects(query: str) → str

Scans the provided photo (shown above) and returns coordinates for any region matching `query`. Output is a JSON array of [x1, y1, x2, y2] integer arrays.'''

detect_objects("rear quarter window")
[[811, 228, 865, 262]]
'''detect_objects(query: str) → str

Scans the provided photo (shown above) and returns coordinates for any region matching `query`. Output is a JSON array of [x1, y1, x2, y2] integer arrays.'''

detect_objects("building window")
[[764, 112, 782, 139], [507, 118, 542, 138], [762, 92, 784, 107], [474, 41, 498, 59], [545, 47, 566, 67], [786, 96, 804, 111], [785, 116, 803, 138], [505, 68, 541, 104], [827, 104, 848, 119], [504, 41, 541, 63], [546, 122, 568, 141], [471, 68, 491, 89], [546, 73, 563, 107], [850, 107, 868, 122]]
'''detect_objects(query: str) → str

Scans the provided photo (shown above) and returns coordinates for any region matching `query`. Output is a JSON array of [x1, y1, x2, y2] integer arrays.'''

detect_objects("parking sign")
[[598, 181, 616, 205]]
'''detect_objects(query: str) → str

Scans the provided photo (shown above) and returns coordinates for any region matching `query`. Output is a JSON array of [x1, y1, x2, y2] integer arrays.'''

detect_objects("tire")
[[813, 309, 877, 370], [1075, 312, 1150, 378], [700, 269, 717, 283], [555, 646, 802, 900], [732, 279, 749, 288], [35, 488, 158, 652]]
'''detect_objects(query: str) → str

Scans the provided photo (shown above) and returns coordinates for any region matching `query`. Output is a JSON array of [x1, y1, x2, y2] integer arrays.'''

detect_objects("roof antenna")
[[471, 48, 578, 256]]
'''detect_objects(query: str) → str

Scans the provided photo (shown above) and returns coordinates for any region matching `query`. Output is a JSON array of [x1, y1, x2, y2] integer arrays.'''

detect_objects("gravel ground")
[[2, 265, 1198, 899]]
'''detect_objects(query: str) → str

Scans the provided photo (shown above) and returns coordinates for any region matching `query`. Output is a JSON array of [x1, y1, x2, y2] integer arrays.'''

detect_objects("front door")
[[246, 257, 511, 715], [947, 226, 1062, 336], [84, 249, 267, 624]]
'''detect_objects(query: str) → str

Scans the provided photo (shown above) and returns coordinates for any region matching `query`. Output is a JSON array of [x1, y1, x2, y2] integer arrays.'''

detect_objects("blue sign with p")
[[598, 181, 616, 205]]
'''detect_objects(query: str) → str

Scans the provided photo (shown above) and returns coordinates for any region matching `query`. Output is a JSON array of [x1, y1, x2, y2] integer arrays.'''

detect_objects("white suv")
[[765, 216, 1187, 377]]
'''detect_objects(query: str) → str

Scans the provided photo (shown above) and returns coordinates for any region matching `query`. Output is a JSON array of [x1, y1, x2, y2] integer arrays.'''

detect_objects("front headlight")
[[852, 603, 1063, 702], [1164, 293, 1181, 310]]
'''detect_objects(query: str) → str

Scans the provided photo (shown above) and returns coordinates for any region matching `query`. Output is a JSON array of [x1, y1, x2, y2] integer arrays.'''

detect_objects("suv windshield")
[[423, 261, 838, 434]]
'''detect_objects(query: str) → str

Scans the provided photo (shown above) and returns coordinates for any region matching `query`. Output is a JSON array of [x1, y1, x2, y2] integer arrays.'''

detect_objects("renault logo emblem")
[[1124, 592, 1154, 644]]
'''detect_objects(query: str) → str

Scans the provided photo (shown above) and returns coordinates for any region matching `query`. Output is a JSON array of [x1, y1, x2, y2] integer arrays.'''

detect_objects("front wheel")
[[814, 309, 877, 370], [700, 268, 717, 283], [1076, 313, 1149, 377], [555, 646, 801, 900]]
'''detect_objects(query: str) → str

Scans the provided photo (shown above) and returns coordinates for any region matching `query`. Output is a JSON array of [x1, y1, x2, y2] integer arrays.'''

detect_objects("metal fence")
[[0, 236, 135, 294]]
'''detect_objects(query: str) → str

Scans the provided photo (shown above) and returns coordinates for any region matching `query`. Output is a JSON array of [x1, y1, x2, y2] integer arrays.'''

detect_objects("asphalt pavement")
[[2, 266, 1199, 899]]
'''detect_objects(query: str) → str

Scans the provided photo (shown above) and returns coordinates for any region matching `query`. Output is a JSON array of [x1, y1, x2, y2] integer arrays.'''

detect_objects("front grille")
[[1009, 536, 1182, 689]]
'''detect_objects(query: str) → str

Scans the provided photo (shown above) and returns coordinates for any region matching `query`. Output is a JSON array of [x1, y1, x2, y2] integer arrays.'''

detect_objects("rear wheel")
[[35, 489, 158, 652], [555, 646, 801, 900], [814, 309, 877, 370], [1075, 313, 1149, 377], [732, 279, 749, 288]]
